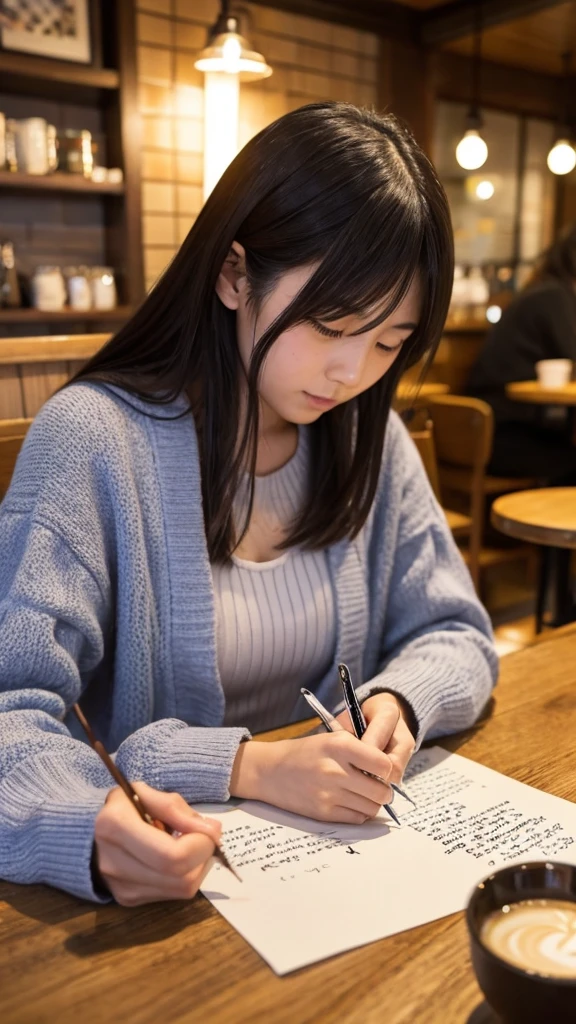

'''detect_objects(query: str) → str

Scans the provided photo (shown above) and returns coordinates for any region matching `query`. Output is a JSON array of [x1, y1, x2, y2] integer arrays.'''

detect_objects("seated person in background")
[[467, 225, 576, 482]]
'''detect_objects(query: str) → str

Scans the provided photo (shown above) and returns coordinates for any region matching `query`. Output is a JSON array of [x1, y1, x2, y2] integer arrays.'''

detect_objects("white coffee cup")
[[535, 359, 573, 388]]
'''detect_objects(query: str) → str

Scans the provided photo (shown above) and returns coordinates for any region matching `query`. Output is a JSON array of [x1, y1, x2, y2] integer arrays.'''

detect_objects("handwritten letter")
[[198, 749, 576, 974]]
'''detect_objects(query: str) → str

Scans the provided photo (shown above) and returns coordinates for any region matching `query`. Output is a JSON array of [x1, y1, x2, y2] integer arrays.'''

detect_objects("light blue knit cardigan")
[[0, 383, 497, 901]]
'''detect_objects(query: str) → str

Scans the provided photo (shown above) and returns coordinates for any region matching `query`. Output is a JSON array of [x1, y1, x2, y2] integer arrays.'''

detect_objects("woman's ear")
[[215, 241, 247, 310]]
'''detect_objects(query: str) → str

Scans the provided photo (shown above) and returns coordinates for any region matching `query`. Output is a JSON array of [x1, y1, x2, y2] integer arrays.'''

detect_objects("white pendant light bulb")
[[547, 139, 576, 176], [475, 179, 494, 200], [456, 129, 488, 170]]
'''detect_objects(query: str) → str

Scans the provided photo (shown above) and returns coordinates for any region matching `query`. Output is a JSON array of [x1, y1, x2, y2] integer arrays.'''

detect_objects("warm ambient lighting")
[[195, 4, 272, 200], [486, 305, 502, 324], [202, 71, 240, 200], [475, 179, 494, 200], [456, 129, 488, 170], [547, 139, 576, 176]]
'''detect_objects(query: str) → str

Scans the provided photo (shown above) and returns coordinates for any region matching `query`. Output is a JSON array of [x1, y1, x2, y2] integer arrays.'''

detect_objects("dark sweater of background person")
[[467, 279, 576, 480], [467, 279, 576, 426]]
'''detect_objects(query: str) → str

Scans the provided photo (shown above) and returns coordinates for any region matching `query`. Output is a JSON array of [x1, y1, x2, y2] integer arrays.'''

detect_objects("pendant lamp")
[[456, 1, 488, 171], [194, 0, 272, 199], [547, 52, 576, 176]]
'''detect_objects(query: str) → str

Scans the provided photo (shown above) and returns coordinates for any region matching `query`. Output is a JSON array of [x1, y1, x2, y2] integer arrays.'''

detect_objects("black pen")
[[300, 679, 415, 823], [337, 664, 402, 826], [299, 686, 415, 806]]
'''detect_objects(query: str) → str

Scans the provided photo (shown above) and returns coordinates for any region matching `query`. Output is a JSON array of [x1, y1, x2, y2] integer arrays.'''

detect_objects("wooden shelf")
[[0, 51, 119, 104], [0, 306, 132, 324], [0, 171, 124, 195]]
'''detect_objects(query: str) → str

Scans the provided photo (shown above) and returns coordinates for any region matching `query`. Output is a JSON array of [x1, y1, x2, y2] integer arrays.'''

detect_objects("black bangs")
[[67, 103, 454, 561], [290, 192, 423, 325]]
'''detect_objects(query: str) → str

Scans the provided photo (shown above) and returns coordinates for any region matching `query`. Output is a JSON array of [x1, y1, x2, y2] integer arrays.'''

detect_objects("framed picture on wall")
[[1, 0, 92, 64]]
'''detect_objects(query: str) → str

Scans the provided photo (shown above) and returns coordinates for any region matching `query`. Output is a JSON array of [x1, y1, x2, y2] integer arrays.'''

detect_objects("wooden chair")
[[410, 419, 474, 544], [0, 418, 32, 499], [425, 395, 540, 592], [426, 395, 519, 590]]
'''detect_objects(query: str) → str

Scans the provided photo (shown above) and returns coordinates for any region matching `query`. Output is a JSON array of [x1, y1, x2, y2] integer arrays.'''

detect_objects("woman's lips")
[[303, 391, 338, 409]]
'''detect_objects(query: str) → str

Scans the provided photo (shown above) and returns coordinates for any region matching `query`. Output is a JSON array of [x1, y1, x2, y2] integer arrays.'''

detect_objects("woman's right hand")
[[230, 732, 394, 823], [94, 781, 221, 906]]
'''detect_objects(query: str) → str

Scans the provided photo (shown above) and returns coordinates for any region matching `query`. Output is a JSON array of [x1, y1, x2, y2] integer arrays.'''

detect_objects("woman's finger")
[[361, 703, 400, 751], [341, 766, 393, 806], [97, 794, 217, 875], [130, 782, 222, 840], [332, 805, 372, 825], [385, 723, 416, 783], [334, 733, 393, 781], [338, 789, 386, 819], [108, 863, 210, 907]]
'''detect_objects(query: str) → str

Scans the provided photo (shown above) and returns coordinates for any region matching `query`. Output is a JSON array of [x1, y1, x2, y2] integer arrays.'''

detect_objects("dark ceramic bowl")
[[466, 861, 576, 1024]]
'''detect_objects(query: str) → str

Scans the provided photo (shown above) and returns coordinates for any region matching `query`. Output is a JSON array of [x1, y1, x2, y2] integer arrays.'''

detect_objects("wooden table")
[[492, 488, 576, 631], [3, 630, 576, 1024], [491, 488, 576, 549], [506, 380, 576, 405]]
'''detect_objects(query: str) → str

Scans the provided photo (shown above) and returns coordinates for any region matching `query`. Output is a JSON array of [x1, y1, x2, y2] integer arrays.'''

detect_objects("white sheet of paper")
[[196, 748, 576, 974]]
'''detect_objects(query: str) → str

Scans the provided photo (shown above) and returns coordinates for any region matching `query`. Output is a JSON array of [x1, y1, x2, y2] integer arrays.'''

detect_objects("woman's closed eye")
[[307, 318, 408, 353]]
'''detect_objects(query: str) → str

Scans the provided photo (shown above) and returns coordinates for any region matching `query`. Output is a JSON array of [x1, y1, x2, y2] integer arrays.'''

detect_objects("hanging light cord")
[[560, 50, 572, 131], [470, 0, 483, 121]]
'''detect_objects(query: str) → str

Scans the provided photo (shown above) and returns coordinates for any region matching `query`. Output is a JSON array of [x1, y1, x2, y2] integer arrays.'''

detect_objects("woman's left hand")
[[334, 692, 416, 785]]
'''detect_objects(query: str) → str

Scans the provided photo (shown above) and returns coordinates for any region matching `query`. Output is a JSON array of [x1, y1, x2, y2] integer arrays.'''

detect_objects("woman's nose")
[[326, 339, 368, 387]]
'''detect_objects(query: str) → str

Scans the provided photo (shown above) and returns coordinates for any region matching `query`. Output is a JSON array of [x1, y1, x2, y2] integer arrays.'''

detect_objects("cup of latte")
[[466, 861, 576, 1023]]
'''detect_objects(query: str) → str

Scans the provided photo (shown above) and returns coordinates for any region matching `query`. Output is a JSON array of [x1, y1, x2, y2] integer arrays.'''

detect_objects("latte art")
[[481, 899, 576, 979]]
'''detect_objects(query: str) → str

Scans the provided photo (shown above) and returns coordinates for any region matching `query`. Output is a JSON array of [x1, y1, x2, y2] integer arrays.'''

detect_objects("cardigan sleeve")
[[351, 417, 498, 747], [0, 511, 248, 904]]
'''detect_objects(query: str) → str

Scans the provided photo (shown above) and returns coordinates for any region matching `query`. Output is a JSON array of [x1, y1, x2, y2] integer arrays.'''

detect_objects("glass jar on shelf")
[[64, 265, 92, 310], [32, 266, 66, 311], [90, 266, 117, 310], [59, 129, 95, 177]]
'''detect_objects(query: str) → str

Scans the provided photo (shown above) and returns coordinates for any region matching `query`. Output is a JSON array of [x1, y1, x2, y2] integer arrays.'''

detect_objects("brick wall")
[[136, 0, 380, 292]]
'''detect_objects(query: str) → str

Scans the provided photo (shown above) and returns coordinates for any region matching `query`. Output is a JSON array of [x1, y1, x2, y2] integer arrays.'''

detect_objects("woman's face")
[[220, 257, 422, 429]]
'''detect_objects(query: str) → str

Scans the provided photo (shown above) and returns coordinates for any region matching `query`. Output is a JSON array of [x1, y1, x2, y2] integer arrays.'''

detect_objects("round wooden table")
[[506, 380, 576, 405], [492, 488, 576, 630], [491, 488, 576, 548]]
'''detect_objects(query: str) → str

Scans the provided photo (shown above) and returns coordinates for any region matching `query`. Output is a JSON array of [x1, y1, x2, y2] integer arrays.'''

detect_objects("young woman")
[[0, 103, 497, 908]]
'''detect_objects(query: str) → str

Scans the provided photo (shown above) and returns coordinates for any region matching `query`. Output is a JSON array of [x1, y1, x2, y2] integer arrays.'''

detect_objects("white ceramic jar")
[[65, 266, 92, 310], [32, 266, 66, 311], [91, 266, 117, 310]]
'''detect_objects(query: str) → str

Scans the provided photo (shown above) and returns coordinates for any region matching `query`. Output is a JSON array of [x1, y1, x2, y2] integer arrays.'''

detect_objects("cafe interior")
[[2, 0, 576, 1022]]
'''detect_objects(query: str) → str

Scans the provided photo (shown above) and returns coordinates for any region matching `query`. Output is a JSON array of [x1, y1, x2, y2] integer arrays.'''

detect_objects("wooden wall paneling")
[[20, 363, 69, 417], [378, 37, 435, 154], [434, 51, 560, 120], [421, 0, 565, 47], [0, 366, 24, 419]]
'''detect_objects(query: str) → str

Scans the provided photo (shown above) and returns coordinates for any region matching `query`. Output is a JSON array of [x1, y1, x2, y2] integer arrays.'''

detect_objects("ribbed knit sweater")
[[213, 426, 336, 732], [0, 383, 498, 902]]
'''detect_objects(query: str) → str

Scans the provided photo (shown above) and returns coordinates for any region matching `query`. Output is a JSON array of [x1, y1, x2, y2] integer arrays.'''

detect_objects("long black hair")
[[71, 102, 454, 561]]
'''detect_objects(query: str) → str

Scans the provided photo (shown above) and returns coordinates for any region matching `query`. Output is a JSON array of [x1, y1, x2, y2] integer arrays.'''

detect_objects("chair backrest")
[[426, 395, 494, 589], [426, 395, 493, 471], [410, 422, 441, 500], [0, 419, 32, 498]]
